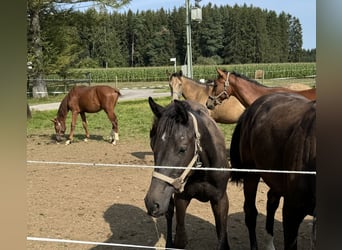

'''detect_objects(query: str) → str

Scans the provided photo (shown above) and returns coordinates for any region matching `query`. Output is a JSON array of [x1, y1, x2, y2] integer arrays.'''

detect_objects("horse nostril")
[[153, 203, 159, 211]]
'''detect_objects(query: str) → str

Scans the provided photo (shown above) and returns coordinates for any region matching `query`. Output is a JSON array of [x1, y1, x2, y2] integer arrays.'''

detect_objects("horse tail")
[[229, 114, 245, 185], [112, 87, 122, 96]]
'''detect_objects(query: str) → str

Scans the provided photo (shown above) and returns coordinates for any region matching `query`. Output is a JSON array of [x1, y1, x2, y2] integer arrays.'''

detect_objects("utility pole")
[[185, 0, 202, 78], [185, 0, 193, 78]]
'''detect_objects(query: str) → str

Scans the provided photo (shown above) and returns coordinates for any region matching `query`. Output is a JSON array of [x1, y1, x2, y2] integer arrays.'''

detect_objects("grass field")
[[27, 75, 315, 144], [27, 96, 237, 144]]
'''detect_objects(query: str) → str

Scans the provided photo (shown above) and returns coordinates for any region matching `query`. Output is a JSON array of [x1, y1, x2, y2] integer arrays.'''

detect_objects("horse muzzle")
[[55, 132, 66, 142], [144, 195, 165, 217], [144, 183, 174, 217], [206, 96, 217, 110]]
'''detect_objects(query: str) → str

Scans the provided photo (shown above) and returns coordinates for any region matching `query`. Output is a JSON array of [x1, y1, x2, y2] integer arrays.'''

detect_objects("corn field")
[[46, 63, 316, 83]]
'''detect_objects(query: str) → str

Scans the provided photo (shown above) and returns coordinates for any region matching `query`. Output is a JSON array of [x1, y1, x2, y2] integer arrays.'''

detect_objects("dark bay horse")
[[169, 70, 245, 124], [51, 85, 121, 145], [230, 92, 316, 249], [144, 97, 231, 249], [206, 68, 316, 109]]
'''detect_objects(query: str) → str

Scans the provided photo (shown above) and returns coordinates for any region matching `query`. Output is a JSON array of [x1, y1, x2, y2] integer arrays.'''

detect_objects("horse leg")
[[80, 112, 90, 142], [66, 111, 78, 145], [282, 198, 306, 250], [210, 191, 230, 250], [173, 195, 190, 249], [165, 197, 175, 248], [106, 110, 119, 145], [243, 174, 260, 250], [311, 215, 317, 250], [265, 189, 280, 250]]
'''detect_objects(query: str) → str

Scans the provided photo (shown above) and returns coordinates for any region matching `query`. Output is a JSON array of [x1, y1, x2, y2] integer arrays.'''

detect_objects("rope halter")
[[152, 112, 202, 193], [209, 71, 230, 105]]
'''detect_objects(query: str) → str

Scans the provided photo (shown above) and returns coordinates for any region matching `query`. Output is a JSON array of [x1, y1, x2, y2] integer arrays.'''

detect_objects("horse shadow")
[[131, 151, 153, 160], [70, 134, 105, 142], [89, 204, 313, 250], [89, 203, 219, 250]]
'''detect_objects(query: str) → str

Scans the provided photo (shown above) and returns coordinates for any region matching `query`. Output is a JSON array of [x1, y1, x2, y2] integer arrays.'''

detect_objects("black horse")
[[230, 92, 316, 250], [144, 97, 230, 249]]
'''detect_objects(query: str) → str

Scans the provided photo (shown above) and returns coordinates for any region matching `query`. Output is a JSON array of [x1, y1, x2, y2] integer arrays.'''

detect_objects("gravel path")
[[30, 89, 170, 111]]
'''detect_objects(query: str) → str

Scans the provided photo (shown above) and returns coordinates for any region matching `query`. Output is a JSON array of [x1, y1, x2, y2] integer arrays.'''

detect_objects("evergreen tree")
[[195, 4, 224, 63], [169, 7, 186, 65], [288, 16, 303, 62], [265, 10, 281, 62], [278, 12, 290, 62]]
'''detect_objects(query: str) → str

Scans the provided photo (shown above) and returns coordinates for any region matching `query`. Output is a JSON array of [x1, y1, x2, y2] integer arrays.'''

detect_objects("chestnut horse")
[[230, 92, 316, 250], [206, 68, 316, 109], [51, 85, 121, 145], [169, 70, 245, 124], [145, 97, 230, 249]]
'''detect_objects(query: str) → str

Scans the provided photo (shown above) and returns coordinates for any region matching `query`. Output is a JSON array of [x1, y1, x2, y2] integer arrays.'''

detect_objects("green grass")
[[27, 96, 236, 144]]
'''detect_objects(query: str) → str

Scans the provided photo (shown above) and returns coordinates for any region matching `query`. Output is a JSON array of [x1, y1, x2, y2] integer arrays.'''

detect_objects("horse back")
[[230, 93, 316, 188], [68, 85, 120, 113]]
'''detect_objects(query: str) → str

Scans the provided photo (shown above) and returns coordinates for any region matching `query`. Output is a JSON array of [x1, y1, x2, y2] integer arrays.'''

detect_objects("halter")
[[152, 112, 202, 193], [209, 72, 230, 105]]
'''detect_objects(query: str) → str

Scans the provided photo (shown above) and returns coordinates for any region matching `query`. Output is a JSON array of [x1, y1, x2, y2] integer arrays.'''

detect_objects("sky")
[[69, 0, 316, 50]]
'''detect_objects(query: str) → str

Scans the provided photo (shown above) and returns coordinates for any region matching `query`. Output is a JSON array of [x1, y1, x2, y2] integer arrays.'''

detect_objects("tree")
[[27, 0, 131, 98], [288, 16, 303, 62]]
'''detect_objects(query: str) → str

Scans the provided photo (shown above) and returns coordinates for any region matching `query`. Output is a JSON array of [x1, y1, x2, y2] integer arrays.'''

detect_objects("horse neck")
[[56, 95, 69, 121], [296, 88, 316, 100], [181, 77, 210, 105], [230, 76, 287, 107]]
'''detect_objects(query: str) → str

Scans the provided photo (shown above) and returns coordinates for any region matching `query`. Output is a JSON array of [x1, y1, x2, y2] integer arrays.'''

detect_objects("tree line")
[[27, 0, 315, 97]]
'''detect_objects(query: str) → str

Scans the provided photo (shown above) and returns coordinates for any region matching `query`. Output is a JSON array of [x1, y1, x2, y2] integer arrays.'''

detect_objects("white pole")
[[185, 0, 193, 78]]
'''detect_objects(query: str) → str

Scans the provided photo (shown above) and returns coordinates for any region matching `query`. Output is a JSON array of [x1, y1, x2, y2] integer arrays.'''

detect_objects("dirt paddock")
[[27, 134, 314, 249]]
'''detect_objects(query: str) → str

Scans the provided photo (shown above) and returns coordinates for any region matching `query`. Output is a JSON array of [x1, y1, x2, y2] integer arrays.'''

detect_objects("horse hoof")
[[84, 138, 88, 142], [112, 141, 116, 145], [65, 140, 71, 145]]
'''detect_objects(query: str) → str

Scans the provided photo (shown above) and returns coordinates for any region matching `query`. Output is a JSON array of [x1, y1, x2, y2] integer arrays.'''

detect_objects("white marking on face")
[[161, 132, 166, 142]]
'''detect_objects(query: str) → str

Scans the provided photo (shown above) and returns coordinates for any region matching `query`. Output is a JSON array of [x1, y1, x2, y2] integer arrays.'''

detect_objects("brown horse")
[[206, 68, 316, 109], [230, 92, 316, 250], [169, 70, 245, 124], [51, 85, 121, 145], [145, 97, 230, 249]]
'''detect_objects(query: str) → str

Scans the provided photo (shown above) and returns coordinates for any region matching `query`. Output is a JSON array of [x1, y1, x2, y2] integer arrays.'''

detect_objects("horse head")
[[168, 70, 184, 100], [206, 68, 232, 109], [145, 97, 202, 217], [51, 118, 66, 142]]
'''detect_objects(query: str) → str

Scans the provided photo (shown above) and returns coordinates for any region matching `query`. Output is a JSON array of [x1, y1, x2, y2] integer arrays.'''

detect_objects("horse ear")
[[174, 100, 188, 125], [148, 97, 164, 118], [217, 68, 225, 77]]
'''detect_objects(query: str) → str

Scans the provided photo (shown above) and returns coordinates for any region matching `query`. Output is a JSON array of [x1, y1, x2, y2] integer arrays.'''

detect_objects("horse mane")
[[57, 93, 70, 120], [170, 71, 210, 86], [150, 101, 193, 140], [224, 70, 264, 86]]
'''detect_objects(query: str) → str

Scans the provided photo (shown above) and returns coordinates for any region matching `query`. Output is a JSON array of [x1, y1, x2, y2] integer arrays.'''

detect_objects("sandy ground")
[[26, 131, 314, 250]]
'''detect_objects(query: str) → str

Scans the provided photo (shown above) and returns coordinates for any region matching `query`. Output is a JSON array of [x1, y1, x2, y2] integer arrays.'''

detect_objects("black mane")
[[150, 101, 193, 146]]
